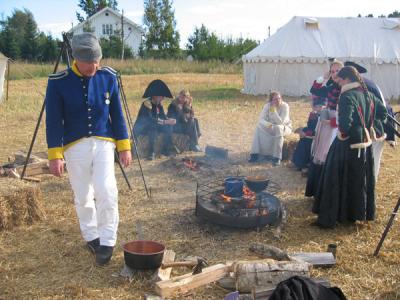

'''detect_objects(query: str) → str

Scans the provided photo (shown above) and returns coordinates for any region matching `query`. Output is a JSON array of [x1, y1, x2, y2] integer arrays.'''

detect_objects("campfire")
[[182, 158, 200, 171], [220, 186, 256, 208], [195, 177, 282, 229]]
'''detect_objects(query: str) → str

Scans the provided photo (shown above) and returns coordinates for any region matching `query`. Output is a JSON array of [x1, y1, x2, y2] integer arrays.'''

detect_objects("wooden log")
[[154, 263, 230, 298], [154, 249, 176, 282], [21, 176, 41, 183], [233, 259, 310, 293], [251, 278, 331, 299]]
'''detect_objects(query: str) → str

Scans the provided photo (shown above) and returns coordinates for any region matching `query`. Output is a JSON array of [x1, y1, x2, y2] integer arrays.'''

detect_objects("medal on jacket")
[[105, 92, 110, 105]]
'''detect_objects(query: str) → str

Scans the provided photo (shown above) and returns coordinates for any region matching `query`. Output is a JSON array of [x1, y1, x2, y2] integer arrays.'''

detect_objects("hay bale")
[[134, 133, 190, 157], [282, 134, 299, 161], [0, 178, 44, 230]]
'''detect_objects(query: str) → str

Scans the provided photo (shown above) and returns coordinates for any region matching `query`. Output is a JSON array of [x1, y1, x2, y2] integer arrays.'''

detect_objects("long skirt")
[[292, 137, 313, 169], [305, 162, 323, 197], [312, 138, 375, 228]]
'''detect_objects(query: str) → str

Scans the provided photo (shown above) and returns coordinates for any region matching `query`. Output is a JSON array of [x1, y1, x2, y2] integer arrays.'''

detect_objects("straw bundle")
[[0, 177, 44, 230], [282, 134, 299, 161]]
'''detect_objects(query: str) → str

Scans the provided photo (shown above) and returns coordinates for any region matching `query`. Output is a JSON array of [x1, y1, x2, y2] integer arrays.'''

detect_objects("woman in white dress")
[[249, 91, 292, 166]]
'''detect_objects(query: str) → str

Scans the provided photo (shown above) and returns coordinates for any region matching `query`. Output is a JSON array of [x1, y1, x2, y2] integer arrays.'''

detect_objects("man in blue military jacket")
[[45, 33, 132, 265]]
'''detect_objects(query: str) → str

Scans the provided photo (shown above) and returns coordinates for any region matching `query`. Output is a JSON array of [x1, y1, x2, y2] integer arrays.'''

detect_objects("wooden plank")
[[155, 249, 176, 282], [154, 263, 230, 298], [290, 252, 335, 267], [252, 278, 330, 299], [15, 161, 50, 176]]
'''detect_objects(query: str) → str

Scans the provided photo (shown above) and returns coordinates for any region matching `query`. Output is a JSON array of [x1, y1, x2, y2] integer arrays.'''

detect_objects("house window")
[[102, 24, 113, 35]]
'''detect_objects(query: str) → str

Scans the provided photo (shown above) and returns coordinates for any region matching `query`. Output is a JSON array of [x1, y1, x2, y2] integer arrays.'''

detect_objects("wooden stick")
[[154, 249, 175, 282], [21, 176, 41, 183], [154, 263, 230, 298]]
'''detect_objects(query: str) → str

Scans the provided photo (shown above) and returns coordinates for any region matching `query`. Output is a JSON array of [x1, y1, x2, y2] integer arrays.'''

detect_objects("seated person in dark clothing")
[[292, 95, 326, 173], [167, 89, 202, 152], [133, 79, 176, 160]]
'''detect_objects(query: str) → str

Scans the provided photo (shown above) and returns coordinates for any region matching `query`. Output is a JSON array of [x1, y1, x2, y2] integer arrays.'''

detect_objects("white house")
[[242, 16, 400, 99], [69, 7, 144, 57]]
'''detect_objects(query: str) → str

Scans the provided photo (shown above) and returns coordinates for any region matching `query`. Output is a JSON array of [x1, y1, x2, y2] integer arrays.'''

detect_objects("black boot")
[[95, 245, 114, 265], [248, 154, 259, 163], [87, 238, 100, 254]]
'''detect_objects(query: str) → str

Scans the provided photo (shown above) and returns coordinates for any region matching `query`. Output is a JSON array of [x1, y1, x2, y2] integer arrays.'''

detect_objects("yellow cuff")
[[269, 107, 277, 113], [48, 147, 64, 160], [116, 139, 131, 152]]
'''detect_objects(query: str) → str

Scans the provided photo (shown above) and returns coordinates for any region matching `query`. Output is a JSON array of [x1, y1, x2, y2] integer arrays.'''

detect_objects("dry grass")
[[7, 59, 241, 80], [0, 178, 44, 230], [0, 73, 399, 299]]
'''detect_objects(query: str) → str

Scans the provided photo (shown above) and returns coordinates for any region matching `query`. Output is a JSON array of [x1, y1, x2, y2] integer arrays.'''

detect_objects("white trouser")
[[64, 138, 118, 246], [372, 140, 384, 182]]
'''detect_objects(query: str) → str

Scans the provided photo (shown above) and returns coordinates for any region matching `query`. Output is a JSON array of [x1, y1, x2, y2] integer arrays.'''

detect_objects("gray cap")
[[71, 32, 102, 62]]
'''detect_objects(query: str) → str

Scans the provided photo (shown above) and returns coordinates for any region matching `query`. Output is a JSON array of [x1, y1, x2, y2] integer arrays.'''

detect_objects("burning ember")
[[182, 158, 199, 171], [220, 186, 257, 208]]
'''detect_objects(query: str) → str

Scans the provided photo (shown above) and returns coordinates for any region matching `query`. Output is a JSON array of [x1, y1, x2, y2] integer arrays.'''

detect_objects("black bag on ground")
[[269, 276, 347, 300]]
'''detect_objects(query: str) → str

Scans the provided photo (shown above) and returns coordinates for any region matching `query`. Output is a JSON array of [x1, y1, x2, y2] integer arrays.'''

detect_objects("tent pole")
[[6, 59, 10, 102]]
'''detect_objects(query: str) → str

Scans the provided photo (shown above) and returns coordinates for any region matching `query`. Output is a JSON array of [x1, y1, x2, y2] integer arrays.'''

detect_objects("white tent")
[[242, 16, 400, 100], [0, 52, 7, 102]]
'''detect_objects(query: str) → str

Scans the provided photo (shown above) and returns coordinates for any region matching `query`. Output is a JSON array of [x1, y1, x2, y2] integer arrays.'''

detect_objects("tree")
[[388, 10, 400, 18], [142, 0, 180, 58], [6, 9, 36, 51], [20, 15, 38, 60], [100, 32, 133, 59], [76, 0, 119, 22], [36, 33, 58, 62], [0, 25, 20, 59], [186, 24, 258, 62], [158, 0, 180, 57], [0, 8, 61, 62]]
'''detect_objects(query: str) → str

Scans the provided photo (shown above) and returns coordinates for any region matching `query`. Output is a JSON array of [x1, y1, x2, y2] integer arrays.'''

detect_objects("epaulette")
[[48, 69, 68, 80], [143, 100, 152, 109], [100, 66, 118, 76]]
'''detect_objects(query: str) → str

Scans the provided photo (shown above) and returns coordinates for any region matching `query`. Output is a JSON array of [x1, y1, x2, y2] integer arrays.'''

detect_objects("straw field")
[[0, 71, 399, 299]]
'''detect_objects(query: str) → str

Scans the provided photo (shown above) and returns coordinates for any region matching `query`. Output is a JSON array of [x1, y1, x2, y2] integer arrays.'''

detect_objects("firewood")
[[232, 259, 310, 293], [249, 243, 290, 261], [21, 176, 41, 183], [154, 249, 176, 282], [14, 161, 50, 176], [154, 263, 230, 298]]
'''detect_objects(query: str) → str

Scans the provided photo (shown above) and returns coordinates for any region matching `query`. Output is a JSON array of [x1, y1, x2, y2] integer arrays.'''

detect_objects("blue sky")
[[0, 0, 399, 47]]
